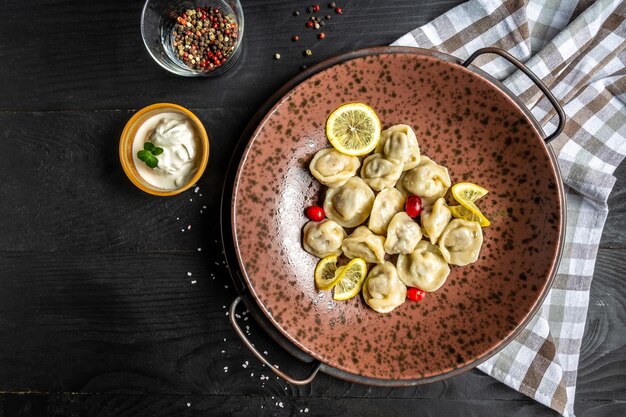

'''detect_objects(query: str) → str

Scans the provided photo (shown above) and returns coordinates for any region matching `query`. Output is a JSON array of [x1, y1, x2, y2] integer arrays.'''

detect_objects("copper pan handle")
[[229, 295, 321, 385], [461, 47, 566, 144]]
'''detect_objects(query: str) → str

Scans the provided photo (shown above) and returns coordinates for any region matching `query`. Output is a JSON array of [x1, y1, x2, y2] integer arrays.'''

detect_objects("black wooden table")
[[1, 1, 624, 416]]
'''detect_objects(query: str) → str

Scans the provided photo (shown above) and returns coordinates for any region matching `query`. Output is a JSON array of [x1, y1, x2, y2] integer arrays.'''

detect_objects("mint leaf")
[[143, 142, 155, 151], [137, 149, 150, 161], [152, 147, 164, 156], [145, 156, 158, 168]]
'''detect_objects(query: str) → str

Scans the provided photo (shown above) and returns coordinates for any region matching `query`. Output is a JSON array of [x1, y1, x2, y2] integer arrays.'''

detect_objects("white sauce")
[[132, 112, 198, 190]]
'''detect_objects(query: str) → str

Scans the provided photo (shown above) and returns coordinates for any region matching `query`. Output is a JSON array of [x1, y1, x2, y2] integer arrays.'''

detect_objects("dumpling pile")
[[302, 124, 484, 314]]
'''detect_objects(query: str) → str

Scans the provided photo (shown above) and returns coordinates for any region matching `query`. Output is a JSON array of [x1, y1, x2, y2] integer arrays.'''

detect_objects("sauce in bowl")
[[119, 103, 209, 196], [132, 112, 198, 190]]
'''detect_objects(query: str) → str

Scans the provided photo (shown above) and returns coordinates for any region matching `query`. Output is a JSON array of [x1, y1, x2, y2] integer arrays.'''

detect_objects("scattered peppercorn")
[[171, 7, 238, 71], [325, 15, 331, 19], [312, 4, 320, 12], [274, 53, 281, 60], [293, 10, 300, 16], [318, 32, 326, 39], [292, 35, 299, 41], [329, 2, 336, 7], [306, 205, 325, 221], [335, 7, 343, 14], [304, 49, 313, 56], [405, 195, 423, 218], [307, 6, 313, 13], [407, 288, 425, 302], [314, 23, 320, 29], [306, 21, 314, 28]]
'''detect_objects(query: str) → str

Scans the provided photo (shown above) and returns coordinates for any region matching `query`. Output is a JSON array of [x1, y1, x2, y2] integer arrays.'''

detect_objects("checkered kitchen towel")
[[394, 0, 626, 415]]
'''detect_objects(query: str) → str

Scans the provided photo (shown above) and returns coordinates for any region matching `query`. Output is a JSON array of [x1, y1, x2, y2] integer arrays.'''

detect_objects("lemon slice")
[[451, 182, 489, 204], [450, 182, 491, 227], [449, 204, 491, 227], [333, 258, 368, 301], [325, 103, 381, 156], [314, 255, 343, 290]]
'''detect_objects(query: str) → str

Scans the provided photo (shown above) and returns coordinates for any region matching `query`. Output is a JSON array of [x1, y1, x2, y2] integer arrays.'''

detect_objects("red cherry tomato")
[[407, 287, 425, 302], [405, 195, 423, 218], [306, 205, 325, 221]]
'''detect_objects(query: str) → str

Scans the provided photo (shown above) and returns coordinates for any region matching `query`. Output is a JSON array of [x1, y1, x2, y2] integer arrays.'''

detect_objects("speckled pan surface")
[[232, 49, 564, 382]]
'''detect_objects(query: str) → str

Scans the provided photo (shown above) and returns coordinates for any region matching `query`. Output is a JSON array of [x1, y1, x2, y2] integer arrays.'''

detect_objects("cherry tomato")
[[405, 195, 423, 218], [306, 205, 325, 221], [407, 287, 425, 302]]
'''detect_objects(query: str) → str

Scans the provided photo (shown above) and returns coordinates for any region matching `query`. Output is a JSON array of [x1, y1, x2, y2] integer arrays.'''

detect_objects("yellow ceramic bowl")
[[119, 103, 209, 196]]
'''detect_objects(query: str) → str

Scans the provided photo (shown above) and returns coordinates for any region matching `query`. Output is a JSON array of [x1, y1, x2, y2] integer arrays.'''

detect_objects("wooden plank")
[[578, 249, 626, 401], [0, 0, 463, 111], [0, 109, 250, 252], [1, 393, 625, 416], [0, 250, 538, 398], [0, 393, 572, 417], [601, 161, 626, 249], [0, 249, 624, 407]]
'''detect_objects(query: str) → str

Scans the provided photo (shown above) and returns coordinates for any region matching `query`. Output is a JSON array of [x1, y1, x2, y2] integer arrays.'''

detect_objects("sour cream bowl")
[[120, 103, 209, 196]]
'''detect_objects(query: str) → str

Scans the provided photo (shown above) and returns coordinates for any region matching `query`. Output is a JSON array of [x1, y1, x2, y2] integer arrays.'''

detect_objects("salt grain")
[[194, 187, 199, 193], [197, 247, 202, 251], [191, 280, 197, 284]]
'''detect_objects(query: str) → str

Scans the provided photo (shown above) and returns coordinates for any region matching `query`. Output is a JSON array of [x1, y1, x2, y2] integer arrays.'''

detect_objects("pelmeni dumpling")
[[384, 212, 423, 255], [397, 240, 451, 292], [324, 177, 375, 228], [360, 153, 403, 191], [341, 226, 386, 264], [421, 198, 452, 244], [302, 219, 347, 258], [396, 155, 451, 206], [375, 124, 420, 171], [438, 219, 483, 266], [368, 188, 405, 235], [362, 262, 407, 313], [309, 147, 361, 188]]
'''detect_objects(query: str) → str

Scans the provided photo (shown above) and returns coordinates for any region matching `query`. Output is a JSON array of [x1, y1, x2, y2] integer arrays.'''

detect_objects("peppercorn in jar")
[[169, 6, 240, 72]]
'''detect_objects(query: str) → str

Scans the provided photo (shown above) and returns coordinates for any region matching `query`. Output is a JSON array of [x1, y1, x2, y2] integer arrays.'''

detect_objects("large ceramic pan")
[[221, 47, 566, 385]]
